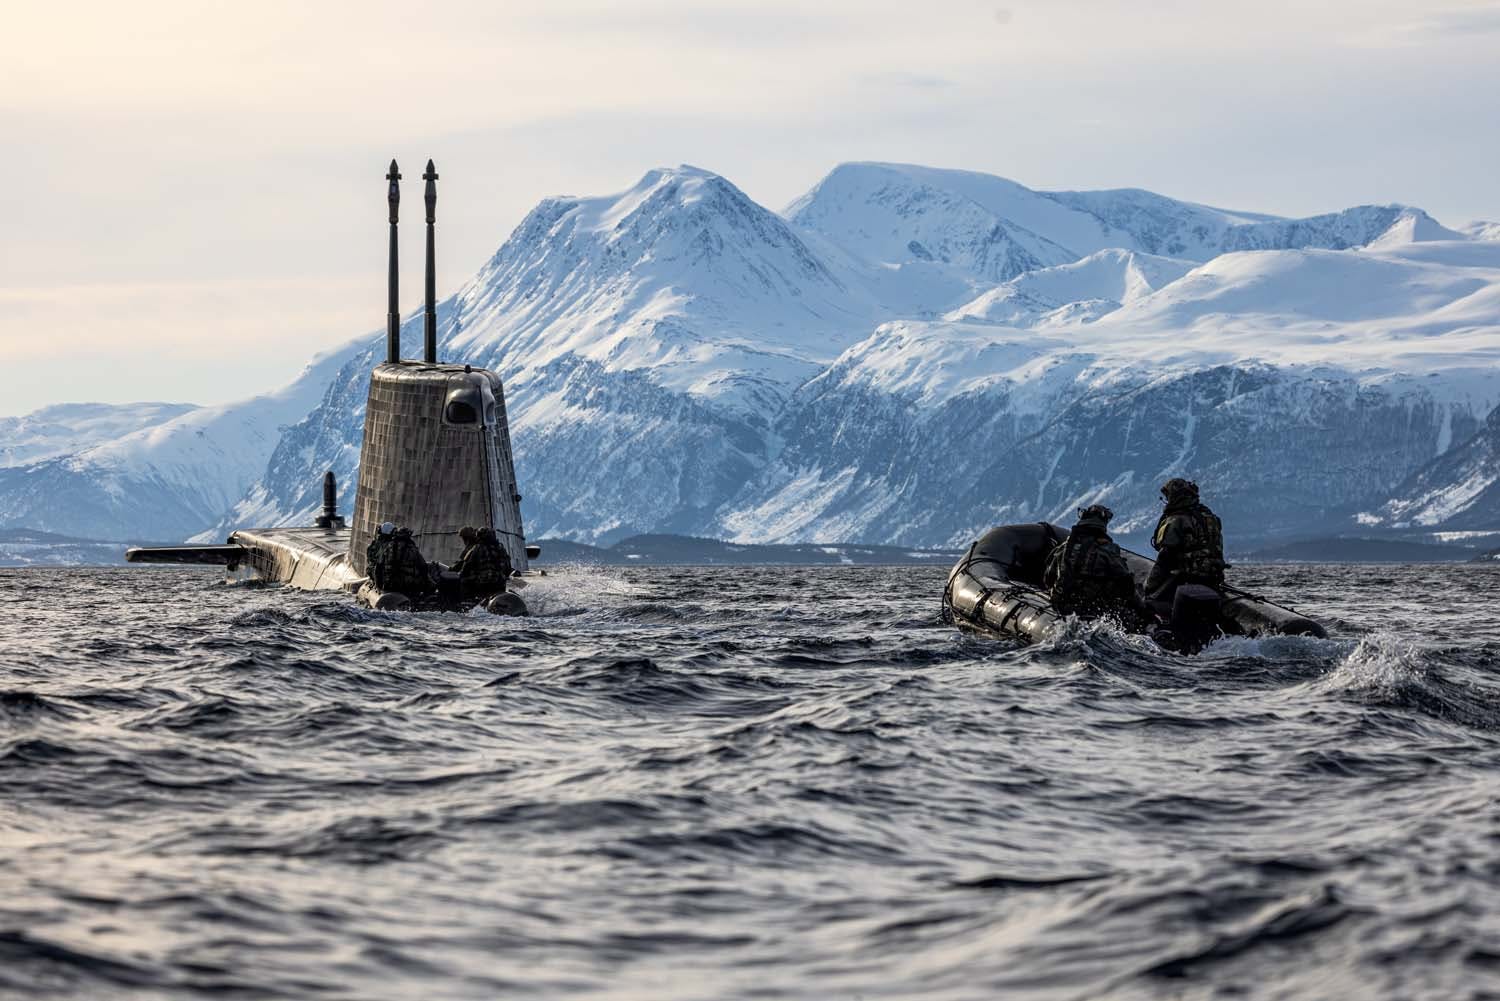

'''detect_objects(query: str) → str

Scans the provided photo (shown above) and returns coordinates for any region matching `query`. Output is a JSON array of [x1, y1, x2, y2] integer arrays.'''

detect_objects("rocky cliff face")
[[1358, 404, 1500, 535], [724, 353, 1484, 548]]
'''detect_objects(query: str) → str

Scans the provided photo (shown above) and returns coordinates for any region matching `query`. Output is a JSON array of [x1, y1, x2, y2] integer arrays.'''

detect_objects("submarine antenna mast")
[[423, 160, 439, 364], [386, 159, 402, 364]]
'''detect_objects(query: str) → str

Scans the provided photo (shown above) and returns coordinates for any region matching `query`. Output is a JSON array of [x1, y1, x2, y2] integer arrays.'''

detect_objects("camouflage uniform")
[[1044, 505, 1149, 627], [1144, 478, 1226, 600], [365, 533, 390, 583], [368, 527, 435, 595], [451, 527, 512, 597]]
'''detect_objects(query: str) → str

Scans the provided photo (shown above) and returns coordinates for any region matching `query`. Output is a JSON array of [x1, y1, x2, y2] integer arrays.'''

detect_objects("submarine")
[[128, 160, 538, 614], [942, 522, 1327, 649]]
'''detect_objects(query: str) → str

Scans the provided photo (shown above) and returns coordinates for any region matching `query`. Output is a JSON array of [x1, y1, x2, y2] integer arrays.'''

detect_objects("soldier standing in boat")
[[1143, 478, 1226, 612]]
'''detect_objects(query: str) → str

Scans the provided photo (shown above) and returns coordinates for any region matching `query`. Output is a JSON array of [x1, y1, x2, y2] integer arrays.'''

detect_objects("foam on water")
[[1314, 632, 1428, 695]]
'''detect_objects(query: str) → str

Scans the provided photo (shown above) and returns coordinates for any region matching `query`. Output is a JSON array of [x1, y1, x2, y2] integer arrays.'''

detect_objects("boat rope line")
[[941, 541, 979, 616], [993, 592, 1029, 633]]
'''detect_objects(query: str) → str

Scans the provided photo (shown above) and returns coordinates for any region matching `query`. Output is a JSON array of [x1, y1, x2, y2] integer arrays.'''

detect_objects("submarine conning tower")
[[349, 362, 528, 574], [348, 159, 529, 575]]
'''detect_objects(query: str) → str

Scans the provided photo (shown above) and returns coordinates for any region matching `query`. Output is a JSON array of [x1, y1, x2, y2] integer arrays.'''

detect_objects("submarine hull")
[[127, 527, 361, 591], [227, 527, 363, 591], [130, 528, 528, 616]]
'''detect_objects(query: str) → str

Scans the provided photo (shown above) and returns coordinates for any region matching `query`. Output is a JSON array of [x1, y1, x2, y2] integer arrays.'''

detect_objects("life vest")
[[371, 529, 433, 594], [456, 540, 511, 592], [1045, 532, 1135, 617]]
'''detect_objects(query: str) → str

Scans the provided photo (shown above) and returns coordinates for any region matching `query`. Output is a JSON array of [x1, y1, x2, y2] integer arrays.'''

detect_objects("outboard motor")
[[1157, 584, 1222, 654]]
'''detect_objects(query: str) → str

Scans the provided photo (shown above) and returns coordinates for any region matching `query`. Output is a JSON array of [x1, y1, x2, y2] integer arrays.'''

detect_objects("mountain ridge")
[[3, 161, 1497, 548]]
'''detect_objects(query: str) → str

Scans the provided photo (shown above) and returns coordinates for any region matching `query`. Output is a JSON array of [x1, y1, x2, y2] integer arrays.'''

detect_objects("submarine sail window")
[[444, 383, 482, 425], [444, 374, 498, 427]]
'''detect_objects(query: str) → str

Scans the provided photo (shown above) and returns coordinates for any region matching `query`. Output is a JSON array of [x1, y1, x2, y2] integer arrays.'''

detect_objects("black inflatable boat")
[[354, 580, 529, 616], [942, 522, 1325, 646]]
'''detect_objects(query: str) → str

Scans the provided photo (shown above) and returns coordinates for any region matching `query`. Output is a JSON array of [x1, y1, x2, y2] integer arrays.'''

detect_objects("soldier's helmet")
[[378, 521, 396, 536], [1075, 504, 1114, 530], [459, 526, 478, 546], [1160, 478, 1199, 502]]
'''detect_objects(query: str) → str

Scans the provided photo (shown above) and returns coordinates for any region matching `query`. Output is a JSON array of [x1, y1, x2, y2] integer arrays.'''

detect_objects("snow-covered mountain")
[[1462, 221, 1500, 242], [942, 249, 1196, 327], [0, 402, 198, 468], [0, 342, 363, 540], [453, 166, 885, 411], [720, 232, 1500, 546], [4, 162, 1498, 548], [786, 162, 1426, 290]]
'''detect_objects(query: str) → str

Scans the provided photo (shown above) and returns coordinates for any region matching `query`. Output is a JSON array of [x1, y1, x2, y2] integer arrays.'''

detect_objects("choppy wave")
[[1, 562, 1499, 999]]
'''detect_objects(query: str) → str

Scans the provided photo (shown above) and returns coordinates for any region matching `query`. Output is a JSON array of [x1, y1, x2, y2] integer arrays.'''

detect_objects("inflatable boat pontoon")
[[354, 578, 528, 615]]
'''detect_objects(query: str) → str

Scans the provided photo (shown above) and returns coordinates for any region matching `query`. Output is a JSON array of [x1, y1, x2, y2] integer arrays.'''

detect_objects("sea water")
[[2, 563, 1498, 999]]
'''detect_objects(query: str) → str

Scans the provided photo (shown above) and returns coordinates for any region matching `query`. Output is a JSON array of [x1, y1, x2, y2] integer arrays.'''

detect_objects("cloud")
[[0, 279, 376, 413], [1341, 2, 1500, 46], [1414, 4, 1500, 33], [862, 72, 957, 90]]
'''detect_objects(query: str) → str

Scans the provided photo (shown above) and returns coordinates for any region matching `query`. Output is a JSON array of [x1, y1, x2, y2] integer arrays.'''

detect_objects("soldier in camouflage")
[[366, 522, 436, 596], [1143, 478, 1226, 607], [1043, 504, 1151, 628], [450, 525, 512, 598]]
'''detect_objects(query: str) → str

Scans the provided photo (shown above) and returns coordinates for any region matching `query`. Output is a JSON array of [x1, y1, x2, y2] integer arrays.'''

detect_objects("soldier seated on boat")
[[366, 522, 436, 596], [1143, 478, 1226, 612], [1044, 504, 1152, 629], [449, 525, 512, 598]]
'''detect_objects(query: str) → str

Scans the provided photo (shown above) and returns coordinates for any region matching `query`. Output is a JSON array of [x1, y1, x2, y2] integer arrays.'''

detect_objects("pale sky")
[[3, 0, 1498, 416]]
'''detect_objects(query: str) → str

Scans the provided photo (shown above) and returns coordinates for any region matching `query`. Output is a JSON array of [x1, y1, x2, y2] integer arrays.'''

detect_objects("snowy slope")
[[1465, 221, 1500, 242], [788, 162, 1415, 280], [447, 165, 885, 414], [943, 249, 1196, 327], [787, 239, 1500, 407], [1366, 209, 1467, 248], [1083, 240, 1500, 380], [1359, 404, 1500, 532], [1046, 187, 1413, 259], [0, 340, 365, 540], [0, 402, 198, 467], [786, 163, 1099, 291]]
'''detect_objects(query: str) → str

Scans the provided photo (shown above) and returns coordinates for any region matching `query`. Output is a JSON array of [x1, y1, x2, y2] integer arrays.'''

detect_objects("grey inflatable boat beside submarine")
[[942, 522, 1326, 645]]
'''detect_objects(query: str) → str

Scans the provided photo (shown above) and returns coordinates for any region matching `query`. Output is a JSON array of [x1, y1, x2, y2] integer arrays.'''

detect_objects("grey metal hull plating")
[[227, 527, 363, 592]]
